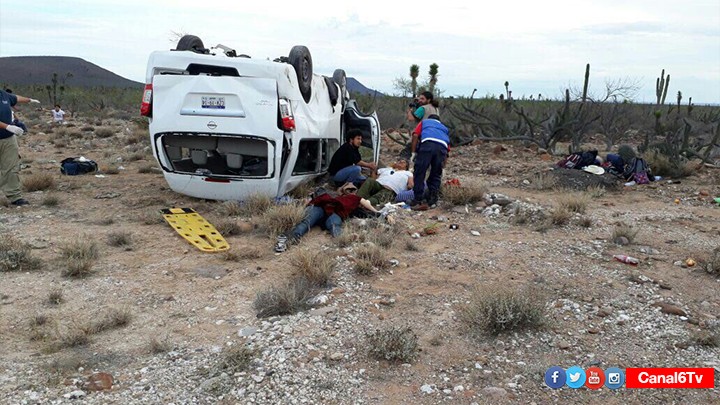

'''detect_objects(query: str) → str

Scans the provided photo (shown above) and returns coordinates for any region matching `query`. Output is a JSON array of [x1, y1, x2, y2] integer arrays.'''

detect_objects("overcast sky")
[[2, 0, 719, 103]]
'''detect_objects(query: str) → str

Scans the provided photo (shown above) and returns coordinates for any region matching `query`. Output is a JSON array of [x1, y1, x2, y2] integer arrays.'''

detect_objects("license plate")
[[201, 96, 225, 109]]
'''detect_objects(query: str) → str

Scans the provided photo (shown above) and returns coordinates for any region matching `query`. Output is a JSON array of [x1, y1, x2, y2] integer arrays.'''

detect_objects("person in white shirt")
[[52, 104, 66, 123], [357, 159, 414, 206]]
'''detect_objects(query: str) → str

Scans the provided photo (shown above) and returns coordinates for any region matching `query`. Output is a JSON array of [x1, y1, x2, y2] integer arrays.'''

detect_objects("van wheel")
[[332, 69, 347, 107], [176, 35, 205, 53], [289, 46, 312, 103]]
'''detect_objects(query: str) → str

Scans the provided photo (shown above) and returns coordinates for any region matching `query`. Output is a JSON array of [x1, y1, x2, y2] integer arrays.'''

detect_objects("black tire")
[[332, 69, 347, 107], [176, 35, 205, 53], [324, 77, 339, 106], [289, 46, 312, 103]]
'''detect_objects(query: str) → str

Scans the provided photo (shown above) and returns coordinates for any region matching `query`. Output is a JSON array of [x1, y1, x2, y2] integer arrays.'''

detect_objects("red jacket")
[[308, 194, 361, 219]]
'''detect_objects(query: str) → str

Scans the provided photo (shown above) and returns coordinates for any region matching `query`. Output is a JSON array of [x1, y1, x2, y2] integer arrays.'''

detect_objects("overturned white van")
[[141, 35, 380, 201]]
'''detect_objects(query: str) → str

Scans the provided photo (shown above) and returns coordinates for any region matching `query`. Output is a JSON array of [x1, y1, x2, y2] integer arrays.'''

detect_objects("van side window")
[[185, 64, 240, 76], [292, 140, 321, 174]]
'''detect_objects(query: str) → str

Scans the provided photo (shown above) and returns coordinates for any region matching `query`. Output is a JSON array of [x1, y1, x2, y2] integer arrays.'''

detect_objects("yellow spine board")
[[161, 208, 229, 252]]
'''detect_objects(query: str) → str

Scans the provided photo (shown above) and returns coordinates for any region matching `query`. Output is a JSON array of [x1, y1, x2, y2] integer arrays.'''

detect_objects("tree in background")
[[428, 63, 439, 95], [410, 64, 419, 98]]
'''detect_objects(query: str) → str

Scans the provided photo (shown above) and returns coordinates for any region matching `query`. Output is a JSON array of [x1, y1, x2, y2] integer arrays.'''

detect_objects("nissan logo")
[[207, 121, 217, 130]]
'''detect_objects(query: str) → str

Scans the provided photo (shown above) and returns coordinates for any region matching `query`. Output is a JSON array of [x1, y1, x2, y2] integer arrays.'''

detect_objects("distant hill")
[[0, 56, 142, 88], [347, 77, 384, 97]]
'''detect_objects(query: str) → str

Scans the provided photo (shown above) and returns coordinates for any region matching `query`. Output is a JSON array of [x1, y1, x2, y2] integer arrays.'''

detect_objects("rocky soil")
[[1, 118, 719, 404]]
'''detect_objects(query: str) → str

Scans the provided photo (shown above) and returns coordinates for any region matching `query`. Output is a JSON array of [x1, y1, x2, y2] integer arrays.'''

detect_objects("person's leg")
[[0, 136, 22, 202], [357, 177, 383, 199], [395, 189, 414, 203], [369, 189, 395, 206], [411, 147, 431, 204], [289, 206, 325, 241], [324, 213, 343, 238], [332, 165, 364, 186], [426, 144, 447, 205]]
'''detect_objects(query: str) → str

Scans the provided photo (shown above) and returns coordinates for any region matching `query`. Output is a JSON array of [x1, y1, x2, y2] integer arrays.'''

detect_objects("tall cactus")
[[676, 91, 682, 110], [581, 63, 590, 103], [656, 69, 670, 105], [428, 63, 439, 95], [409, 64, 419, 98]]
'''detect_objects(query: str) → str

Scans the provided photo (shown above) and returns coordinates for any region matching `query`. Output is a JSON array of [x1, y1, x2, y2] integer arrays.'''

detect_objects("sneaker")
[[11, 198, 29, 206], [274, 234, 288, 253]]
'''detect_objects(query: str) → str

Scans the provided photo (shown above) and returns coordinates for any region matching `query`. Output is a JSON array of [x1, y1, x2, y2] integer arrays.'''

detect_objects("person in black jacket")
[[327, 129, 376, 187]]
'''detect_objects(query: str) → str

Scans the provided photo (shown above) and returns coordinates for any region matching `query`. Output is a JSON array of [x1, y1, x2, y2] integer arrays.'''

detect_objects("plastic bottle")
[[613, 254, 639, 265]]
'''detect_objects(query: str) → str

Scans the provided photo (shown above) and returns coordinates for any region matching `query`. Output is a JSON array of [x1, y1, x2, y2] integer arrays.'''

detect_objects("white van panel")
[[151, 75, 281, 141]]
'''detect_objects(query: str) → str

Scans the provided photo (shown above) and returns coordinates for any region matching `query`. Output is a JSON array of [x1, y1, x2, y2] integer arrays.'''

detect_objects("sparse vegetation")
[[612, 223, 639, 244], [529, 171, 557, 190], [558, 194, 589, 214], [586, 185, 606, 198], [22, 173, 55, 192], [460, 285, 546, 335], [107, 231, 132, 247], [214, 345, 255, 375], [42, 194, 60, 207], [214, 219, 242, 237], [241, 194, 274, 217], [692, 330, 720, 347], [138, 164, 157, 174], [0, 235, 43, 272], [405, 240, 420, 252], [549, 207, 572, 226], [290, 249, 335, 287], [87, 307, 132, 334], [94, 127, 114, 138], [47, 289, 64, 306], [259, 202, 307, 237], [703, 246, 720, 276], [366, 326, 419, 363], [354, 244, 388, 274], [148, 337, 173, 354], [59, 239, 99, 278], [253, 278, 314, 318], [441, 181, 488, 205]]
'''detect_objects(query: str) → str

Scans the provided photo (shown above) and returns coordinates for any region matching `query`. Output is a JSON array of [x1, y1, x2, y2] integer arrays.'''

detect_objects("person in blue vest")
[[408, 114, 449, 208]]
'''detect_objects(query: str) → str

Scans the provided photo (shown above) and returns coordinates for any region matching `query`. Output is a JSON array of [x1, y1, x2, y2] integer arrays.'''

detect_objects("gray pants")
[[0, 136, 22, 202]]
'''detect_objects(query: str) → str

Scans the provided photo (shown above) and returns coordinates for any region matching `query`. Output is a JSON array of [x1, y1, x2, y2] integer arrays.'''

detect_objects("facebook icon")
[[544, 366, 566, 389]]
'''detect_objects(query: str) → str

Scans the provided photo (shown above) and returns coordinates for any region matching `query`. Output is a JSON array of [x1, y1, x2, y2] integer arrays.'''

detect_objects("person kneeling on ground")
[[327, 129, 377, 187], [357, 159, 414, 206], [274, 184, 378, 252]]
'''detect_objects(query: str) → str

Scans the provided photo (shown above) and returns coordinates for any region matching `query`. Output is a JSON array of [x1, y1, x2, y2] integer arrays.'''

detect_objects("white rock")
[[420, 384, 435, 394], [63, 390, 86, 399], [454, 385, 465, 391]]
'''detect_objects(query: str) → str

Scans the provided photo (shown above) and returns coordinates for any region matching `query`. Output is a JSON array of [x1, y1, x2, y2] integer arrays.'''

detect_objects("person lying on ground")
[[357, 159, 414, 206], [274, 184, 378, 252]]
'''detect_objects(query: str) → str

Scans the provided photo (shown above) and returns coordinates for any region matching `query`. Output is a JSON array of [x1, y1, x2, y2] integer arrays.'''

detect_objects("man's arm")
[[357, 160, 377, 171], [15, 95, 40, 104], [406, 174, 414, 189], [410, 121, 422, 155]]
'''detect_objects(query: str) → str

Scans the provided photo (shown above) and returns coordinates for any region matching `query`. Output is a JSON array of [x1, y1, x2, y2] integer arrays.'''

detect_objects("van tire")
[[176, 35, 205, 53], [325, 77, 339, 106], [332, 69, 347, 107], [289, 46, 312, 103]]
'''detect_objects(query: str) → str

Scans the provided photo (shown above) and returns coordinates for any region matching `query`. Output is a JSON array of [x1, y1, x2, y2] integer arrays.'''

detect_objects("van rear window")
[[186, 64, 240, 77]]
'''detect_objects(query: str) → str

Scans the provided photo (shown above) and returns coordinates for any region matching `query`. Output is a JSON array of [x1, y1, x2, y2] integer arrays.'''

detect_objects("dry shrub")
[[81, 125, 95, 132], [30, 314, 49, 327], [88, 307, 132, 334], [578, 217, 593, 228], [137, 211, 164, 225], [644, 149, 696, 178], [214, 345, 255, 375], [612, 223, 639, 244], [94, 127, 114, 138], [221, 200, 243, 217], [0, 235, 43, 272], [460, 285, 546, 335], [287, 181, 315, 199], [60, 240, 99, 278], [124, 152, 145, 162], [366, 326, 419, 363], [240, 194, 274, 217], [405, 240, 420, 252], [47, 289, 64, 305], [57, 326, 90, 349], [137, 164, 158, 174], [100, 165, 120, 175], [549, 207, 572, 226], [441, 181, 488, 205], [693, 330, 720, 347], [366, 218, 400, 248], [335, 220, 365, 248], [214, 219, 242, 236], [529, 171, 557, 190], [291, 249, 335, 287], [107, 231, 132, 248], [260, 202, 307, 237], [22, 173, 55, 192], [354, 244, 388, 275], [148, 337, 172, 354], [703, 246, 720, 276], [558, 194, 589, 214], [42, 194, 60, 207], [253, 277, 314, 318], [586, 185, 606, 198]]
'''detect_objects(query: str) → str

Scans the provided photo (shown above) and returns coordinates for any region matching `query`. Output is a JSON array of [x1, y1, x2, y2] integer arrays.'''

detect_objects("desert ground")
[[1, 115, 719, 404]]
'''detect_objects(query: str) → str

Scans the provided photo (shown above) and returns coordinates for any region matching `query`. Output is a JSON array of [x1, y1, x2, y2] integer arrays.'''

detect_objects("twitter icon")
[[565, 366, 586, 389]]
